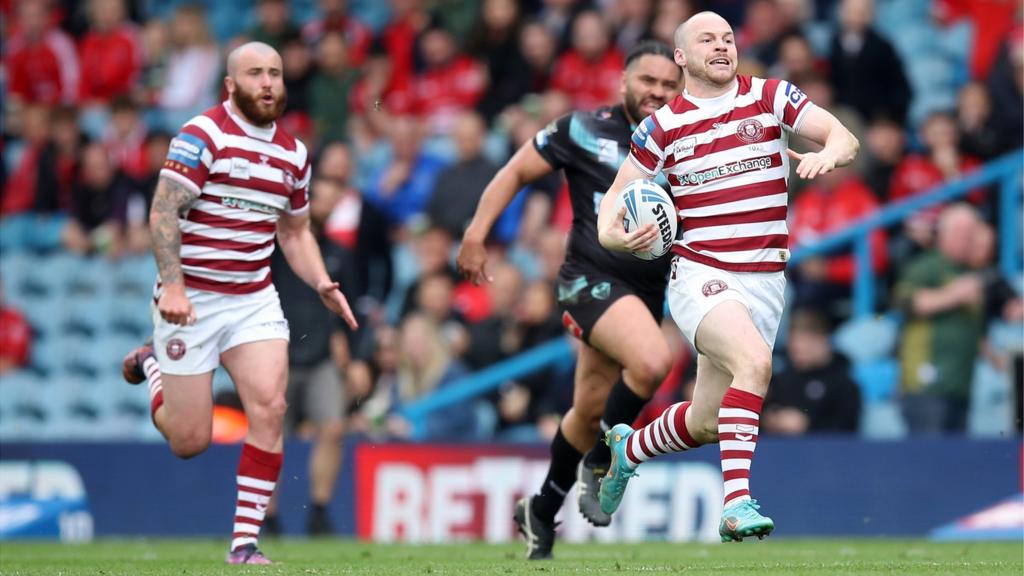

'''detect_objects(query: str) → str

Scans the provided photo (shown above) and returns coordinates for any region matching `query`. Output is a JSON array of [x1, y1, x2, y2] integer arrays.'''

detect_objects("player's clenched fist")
[[158, 285, 196, 326]]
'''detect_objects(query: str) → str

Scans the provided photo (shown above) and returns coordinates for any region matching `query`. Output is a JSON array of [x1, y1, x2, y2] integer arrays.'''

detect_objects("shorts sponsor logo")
[[681, 155, 773, 186], [562, 311, 584, 340], [591, 282, 611, 300], [557, 276, 588, 305], [702, 279, 728, 297], [254, 320, 290, 333], [166, 338, 187, 361], [736, 119, 765, 144]]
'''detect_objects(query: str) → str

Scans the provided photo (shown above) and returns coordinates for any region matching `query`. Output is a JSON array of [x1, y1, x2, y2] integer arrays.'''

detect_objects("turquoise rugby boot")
[[598, 423, 638, 515], [719, 499, 775, 542]]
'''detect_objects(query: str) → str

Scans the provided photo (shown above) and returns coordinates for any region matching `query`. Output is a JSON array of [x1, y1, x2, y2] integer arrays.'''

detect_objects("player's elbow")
[[847, 131, 861, 160]]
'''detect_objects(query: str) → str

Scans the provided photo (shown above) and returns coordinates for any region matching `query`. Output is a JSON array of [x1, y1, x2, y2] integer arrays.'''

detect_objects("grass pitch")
[[0, 538, 1020, 575]]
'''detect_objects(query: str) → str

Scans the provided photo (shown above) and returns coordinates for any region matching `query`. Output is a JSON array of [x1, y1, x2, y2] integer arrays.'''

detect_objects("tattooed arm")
[[150, 176, 198, 325]]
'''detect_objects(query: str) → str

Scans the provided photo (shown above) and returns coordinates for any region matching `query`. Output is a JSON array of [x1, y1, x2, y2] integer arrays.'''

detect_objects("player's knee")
[[737, 346, 773, 387], [318, 420, 345, 443], [169, 432, 210, 459], [629, 350, 673, 394], [250, 395, 289, 427]]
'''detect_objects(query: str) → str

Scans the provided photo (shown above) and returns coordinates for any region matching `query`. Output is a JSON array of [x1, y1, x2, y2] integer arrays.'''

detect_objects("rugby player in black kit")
[[456, 41, 682, 559]]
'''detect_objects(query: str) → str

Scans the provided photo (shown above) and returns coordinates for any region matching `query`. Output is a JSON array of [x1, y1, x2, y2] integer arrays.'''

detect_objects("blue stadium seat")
[[113, 255, 158, 296], [859, 400, 908, 439], [63, 291, 118, 337], [853, 358, 900, 403], [65, 256, 116, 296], [22, 252, 80, 298], [20, 298, 64, 340], [834, 315, 899, 363], [1, 251, 34, 307], [106, 293, 153, 339]]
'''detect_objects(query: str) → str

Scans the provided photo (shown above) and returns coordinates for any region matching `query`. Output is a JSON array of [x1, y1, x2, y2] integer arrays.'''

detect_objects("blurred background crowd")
[[1, 0, 1022, 444]]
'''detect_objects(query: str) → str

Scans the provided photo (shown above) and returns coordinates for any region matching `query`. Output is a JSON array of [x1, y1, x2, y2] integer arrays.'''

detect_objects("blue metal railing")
[[788, 149, 1023, 316], [400, 149, 1024, 438]]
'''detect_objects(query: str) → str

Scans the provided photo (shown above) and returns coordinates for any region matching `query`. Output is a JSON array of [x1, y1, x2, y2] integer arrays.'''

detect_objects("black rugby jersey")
[[533, 105, 670, 294]]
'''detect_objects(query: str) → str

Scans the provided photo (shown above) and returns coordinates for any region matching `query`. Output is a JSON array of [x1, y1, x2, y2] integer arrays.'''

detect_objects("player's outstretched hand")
[[787, 149, 836, 180], [456, 239, 492, 285], [599, 206, 658, 253], [158, 285, 196, 326], [317, 280, 359, 329]]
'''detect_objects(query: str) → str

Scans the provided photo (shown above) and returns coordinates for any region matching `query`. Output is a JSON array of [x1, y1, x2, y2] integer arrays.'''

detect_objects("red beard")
[[232, 86, 287, 126]]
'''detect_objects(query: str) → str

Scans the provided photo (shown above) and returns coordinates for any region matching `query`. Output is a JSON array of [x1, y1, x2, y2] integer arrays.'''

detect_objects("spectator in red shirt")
[[550, 10, 624, 111], [933, 0, 1017, 81], [0, 291, 31, 375], [302, 0, 372, 67], [369, 0, 431, 115], [891, 111, 982, 204], [2, 104, 54, 216], [790, 167, 887, 316], [5, 0, 80, 107], [77, 0, 140, 105], [411, 26, 487, 133]]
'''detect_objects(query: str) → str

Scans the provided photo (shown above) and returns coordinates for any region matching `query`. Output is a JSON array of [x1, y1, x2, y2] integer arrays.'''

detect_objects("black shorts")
[[556, 260, 665, 345]]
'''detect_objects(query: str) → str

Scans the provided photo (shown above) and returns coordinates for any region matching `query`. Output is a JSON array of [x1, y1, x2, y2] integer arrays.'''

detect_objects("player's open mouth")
[[709, 58, 731, 67], [260, 94, 275, 104]]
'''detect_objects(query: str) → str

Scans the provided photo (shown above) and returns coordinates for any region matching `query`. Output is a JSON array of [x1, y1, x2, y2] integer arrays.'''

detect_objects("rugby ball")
[[614, 179, 677, 260]]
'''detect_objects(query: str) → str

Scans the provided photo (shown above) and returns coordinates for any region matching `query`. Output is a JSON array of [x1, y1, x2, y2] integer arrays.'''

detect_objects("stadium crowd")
[[1, 0, 1022, 443]]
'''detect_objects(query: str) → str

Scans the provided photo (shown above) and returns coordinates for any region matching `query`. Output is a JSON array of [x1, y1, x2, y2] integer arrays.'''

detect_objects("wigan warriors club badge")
[[166, 338, 187, 361]]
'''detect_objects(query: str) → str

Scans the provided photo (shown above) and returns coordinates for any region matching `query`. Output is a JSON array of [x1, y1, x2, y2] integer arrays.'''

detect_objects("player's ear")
[[674, 48, 686, 69], [620, 70, 629, 98], [224, 75, 235, 94]]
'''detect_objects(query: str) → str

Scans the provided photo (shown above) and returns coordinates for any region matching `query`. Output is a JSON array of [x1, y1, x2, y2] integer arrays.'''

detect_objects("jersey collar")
[[223, 100, 277, 141]]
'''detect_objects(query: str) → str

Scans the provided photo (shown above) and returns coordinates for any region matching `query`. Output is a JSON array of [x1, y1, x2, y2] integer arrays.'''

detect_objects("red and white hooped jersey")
[[159, 101, 311, 295], [628, 75, 814, 273]]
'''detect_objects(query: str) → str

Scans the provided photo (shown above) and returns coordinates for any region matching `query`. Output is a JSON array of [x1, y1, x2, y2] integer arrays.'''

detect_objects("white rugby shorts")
[[667, 256, 786, 351], [152, 285, 290, 375]]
